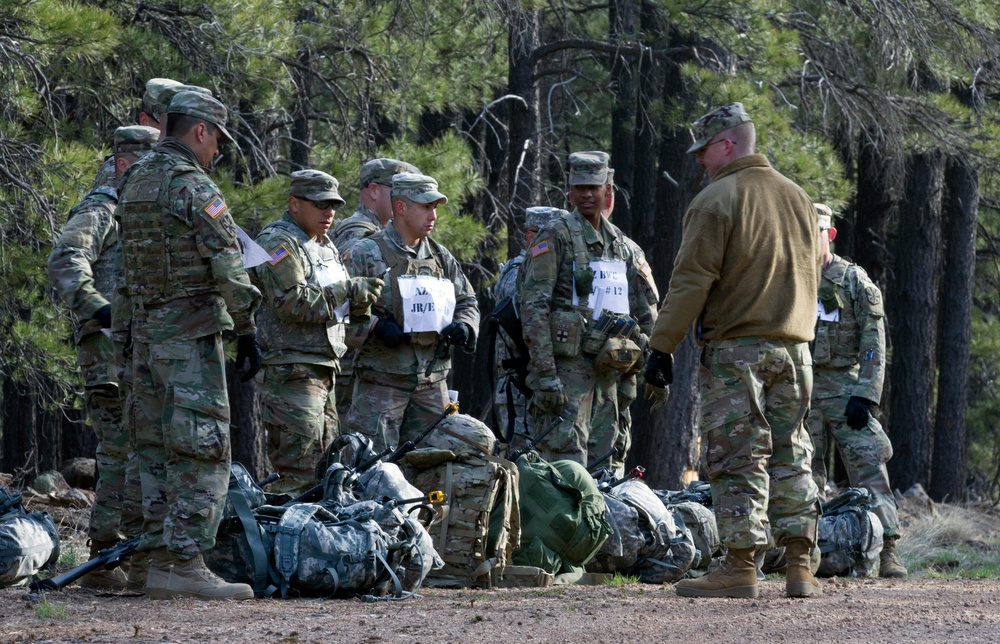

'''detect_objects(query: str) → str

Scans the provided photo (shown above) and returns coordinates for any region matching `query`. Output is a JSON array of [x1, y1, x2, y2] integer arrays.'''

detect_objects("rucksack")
[[402, 414, 520, 587], [1, 487, 60, 588], [206, 462, 441, 599], [653, 483, 721, 571], [816, 487, 884, 578], [512, 452, 612, 574], [588, 478, 696, 583]]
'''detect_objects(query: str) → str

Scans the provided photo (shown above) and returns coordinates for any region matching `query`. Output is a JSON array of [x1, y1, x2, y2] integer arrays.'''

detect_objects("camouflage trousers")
[[808, 376, 899, 536], [699, 337, 819, 550], [589, 372, 634, 477], [258, 362, 338, 495], [132, 334, 231, 559], [77, 331, 141, 542], [346, 371, 448, 453], [113, 334, 143, 540], [527, 355, 596, 467], [333, 349, 358, 420]]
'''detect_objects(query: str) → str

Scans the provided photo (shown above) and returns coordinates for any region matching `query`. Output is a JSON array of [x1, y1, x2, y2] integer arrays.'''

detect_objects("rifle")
[[424, 338, 450, 377], [488, 296, 532, 396], [586, 447, 618, 473], [606, 466, 645, 490], [507, 415, 563, 462], [29, 471, 280, 593]]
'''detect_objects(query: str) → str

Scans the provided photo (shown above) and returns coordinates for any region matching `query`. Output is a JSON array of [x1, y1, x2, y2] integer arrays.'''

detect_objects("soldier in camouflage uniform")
[[492, 206, 564, 447], [331, 158, 419, 417], [518, 152, 658, 471], [47, 125, 159, 590], [119, 91, 261, 601], [645, 103, 822, 599], [809, 203, 906, 578], [89, 79, 182, 191], [343, 173, 479, 452], [251, 170, 383, 494]]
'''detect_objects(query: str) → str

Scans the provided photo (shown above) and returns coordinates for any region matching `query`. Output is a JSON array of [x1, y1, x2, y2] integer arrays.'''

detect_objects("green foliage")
[[605, 573, 640, 587]]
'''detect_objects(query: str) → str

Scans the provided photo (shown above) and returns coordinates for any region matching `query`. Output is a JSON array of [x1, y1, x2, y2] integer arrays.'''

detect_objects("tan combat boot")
[[80, 540, 128, 591], [675, 547, 758, 598], [785, 538, 822, 598], [144, 547, 173, 596], [147, 553, 253, 601], [125, 551, 150, 591], [879, 536, 908, 579]]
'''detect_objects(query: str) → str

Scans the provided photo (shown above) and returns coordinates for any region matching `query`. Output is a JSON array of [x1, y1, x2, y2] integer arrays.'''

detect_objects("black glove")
[[845, 396, 874, 430], [373, 315, 405, 349], [644, 349, 673, 388], [235, 333, 261, 383], [93, 304, 112, 329], [441, 321, 470, 347]]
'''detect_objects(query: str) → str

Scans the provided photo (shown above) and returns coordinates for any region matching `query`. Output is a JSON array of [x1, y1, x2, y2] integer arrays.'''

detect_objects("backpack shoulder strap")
[[274, 503, 324, 597]]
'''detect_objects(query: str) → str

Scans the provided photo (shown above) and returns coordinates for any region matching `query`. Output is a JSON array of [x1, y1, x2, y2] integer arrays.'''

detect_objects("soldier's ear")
[[829, 227, 838, 242], [566, 190, 575, 206]]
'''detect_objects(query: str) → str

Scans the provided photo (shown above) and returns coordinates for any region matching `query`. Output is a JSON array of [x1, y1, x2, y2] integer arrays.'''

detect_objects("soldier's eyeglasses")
[[305, 199, 335, 210], [702, 138, 734, 151]]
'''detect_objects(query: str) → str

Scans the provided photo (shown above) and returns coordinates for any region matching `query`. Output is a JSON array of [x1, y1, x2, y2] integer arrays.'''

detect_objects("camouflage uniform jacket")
[[813, 253, 886, 403], [251, 211, 350, 367], [48, 188, 120, 343], [118, 138, 260, 343], [91, 155, 116, 191], [344, 220, 479, 379], [518, 209, 658, 375], [332, 203, 381, 252]]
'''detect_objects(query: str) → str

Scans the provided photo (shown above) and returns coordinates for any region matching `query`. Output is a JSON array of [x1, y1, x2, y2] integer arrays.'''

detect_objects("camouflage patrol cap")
[[142, 78, 182, 116], [815, 203, 833, 229], [687, 102, 752, 154], [391, 172, 448, 205], [568, 151, 612, 186], [360, 158, 420, 188], [525, 206, 565, 230], [156, 84, 212, 118], [168, 91, 234, 144], [290, 169, 345, 206], [113, 125, 159, 155]]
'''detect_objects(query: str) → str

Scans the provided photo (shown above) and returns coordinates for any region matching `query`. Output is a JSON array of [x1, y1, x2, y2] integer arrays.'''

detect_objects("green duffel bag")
[[512, 452, 612, 574]]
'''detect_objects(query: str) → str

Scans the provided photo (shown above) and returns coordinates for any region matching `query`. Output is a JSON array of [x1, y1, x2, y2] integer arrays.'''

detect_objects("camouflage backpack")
[[402, 414, 520, 587], [512, 452, 612, 575], [588, 478, 696, 583], [207, 462, 441, 598], [654, 483, 722, 570], [816, 487, 884, 578], [0, 487, 60, 588]]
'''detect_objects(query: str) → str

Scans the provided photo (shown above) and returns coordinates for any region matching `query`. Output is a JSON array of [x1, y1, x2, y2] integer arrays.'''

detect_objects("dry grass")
[[897, 502, 1000, 578]]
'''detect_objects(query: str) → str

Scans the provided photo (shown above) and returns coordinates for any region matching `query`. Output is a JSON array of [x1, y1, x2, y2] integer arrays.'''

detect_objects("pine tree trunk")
[[227, 365, 267, 481], [609, 0, 637, 235], [886, 150, 943, 491], [625, 23, 700, 490], [930, 157, 977, 501]]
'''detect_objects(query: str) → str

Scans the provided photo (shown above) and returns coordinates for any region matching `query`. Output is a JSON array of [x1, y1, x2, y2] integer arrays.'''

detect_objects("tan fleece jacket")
[[649, 154, 820, 354]]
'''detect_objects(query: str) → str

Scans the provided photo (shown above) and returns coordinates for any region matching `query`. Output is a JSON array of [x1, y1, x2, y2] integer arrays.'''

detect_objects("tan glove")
[[644, 383, 669, 414], [533, 371, 568, 416]]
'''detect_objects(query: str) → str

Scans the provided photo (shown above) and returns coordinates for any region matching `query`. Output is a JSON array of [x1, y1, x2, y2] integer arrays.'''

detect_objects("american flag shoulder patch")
[[268, 245, 291, 266], [640, 262, 652, 277], [203, 197, 227, 219], [530, 242, 550, 258]]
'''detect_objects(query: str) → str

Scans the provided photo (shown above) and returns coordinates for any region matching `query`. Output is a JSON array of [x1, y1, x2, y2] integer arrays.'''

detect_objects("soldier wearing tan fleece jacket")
[[645, 103, 823, 601]]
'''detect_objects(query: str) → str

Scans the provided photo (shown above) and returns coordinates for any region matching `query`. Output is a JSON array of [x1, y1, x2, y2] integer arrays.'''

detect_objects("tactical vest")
[[119, 153, 216, 306], [372, 234, 448, 347], [814, 258, 866, 369], [552, 213, 630, 315], [255, 220, 347, 361]]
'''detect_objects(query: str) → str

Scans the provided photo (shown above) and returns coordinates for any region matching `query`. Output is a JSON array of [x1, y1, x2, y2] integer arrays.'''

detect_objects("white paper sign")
[[397, 275, 456, 333], [316, 257, 350, 322], [817, 299, 840, 322], [574, 260, 629, 320], [237, 225, 271, 268]]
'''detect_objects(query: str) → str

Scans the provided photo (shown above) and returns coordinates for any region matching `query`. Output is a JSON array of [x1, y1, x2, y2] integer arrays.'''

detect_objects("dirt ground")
[[2, 576, 999, 643]]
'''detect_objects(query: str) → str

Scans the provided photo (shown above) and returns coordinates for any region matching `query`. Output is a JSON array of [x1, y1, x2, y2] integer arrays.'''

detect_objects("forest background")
[[2, 0, 999, 505]]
